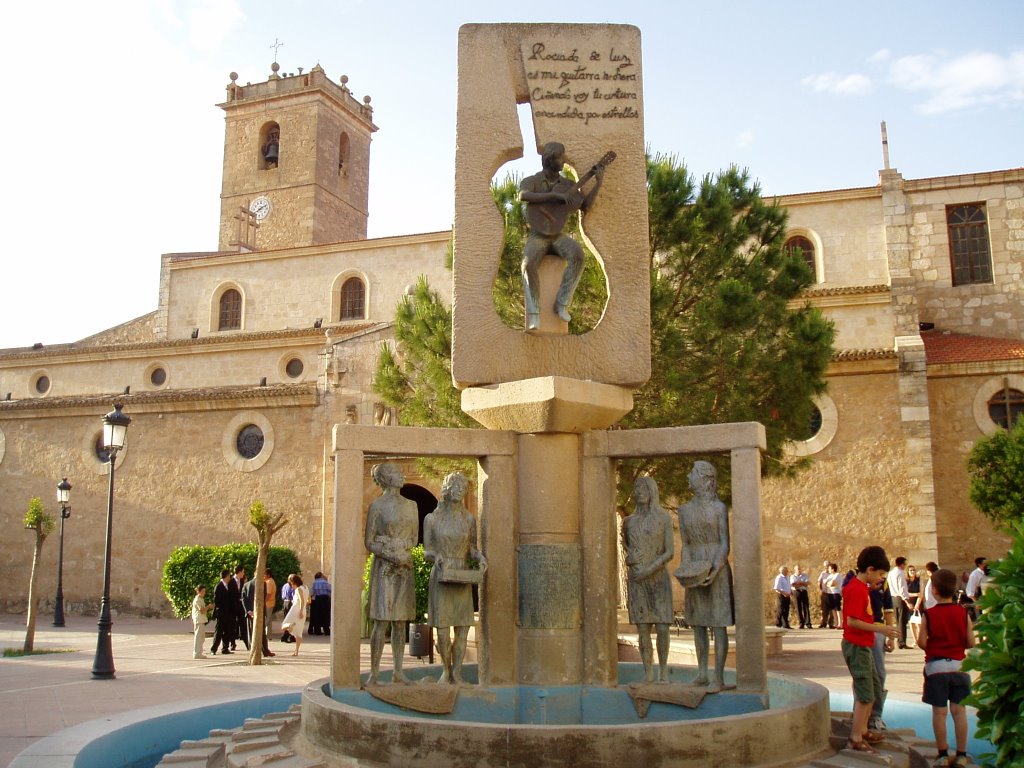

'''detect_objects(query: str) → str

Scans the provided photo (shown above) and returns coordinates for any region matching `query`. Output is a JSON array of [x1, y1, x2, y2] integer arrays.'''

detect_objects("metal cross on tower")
[[270, 37, 284, 62]]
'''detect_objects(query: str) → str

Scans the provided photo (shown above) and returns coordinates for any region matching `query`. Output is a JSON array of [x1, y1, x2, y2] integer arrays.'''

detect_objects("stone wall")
[[926, 371, 1012, 570], [759, 371, 918, 623], [0, 404, 325, 616], [163, 233, 450, 339], [907, 171, 1024, 339]]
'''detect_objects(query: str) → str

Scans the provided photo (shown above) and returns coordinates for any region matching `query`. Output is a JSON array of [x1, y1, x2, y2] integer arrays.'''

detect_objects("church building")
[[0, 61, 1019, 618]]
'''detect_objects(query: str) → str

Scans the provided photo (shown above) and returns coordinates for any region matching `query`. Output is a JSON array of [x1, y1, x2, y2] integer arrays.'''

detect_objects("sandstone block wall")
[[163, 234, 450, 339], [0, 405, 325, 615], [906, 172, 1024, 339]]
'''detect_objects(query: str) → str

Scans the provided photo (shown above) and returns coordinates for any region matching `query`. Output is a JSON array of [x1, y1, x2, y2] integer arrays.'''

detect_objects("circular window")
[[285, 358, 304, 378], [973, 375, 1024, 435], [236, 424, 265, 459], [94, 435, 112, 465], [33, 374, 50, 395], [796, 405, 824, 441], [786, 394, 838, 457], [150, 367, 167, 386], [987, 388, 1024, 430], [222, 411, 275, 472], [83, 427, 128, 475]]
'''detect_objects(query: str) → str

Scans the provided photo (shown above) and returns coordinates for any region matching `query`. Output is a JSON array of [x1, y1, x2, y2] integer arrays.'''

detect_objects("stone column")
[[330, 447, 364, 690], [477, 453, 517, 685], [731, 446, 766, 697], [515, 433, 584, 685], [581, 433, 619, 686]]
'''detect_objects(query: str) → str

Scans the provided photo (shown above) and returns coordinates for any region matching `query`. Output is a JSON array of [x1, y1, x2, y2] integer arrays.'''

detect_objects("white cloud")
[[869, 49, 891, 64], [737, 130, 754, 149], [801, 72, 872, 96], [886, 50, 1024, 114]]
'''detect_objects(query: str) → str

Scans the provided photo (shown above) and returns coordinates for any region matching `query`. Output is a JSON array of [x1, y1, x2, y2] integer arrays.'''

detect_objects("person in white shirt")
[[773, 566, 792, 629], [791, 564, 812, 628], [191, 584, 211, 659], [917, 561, 940, 611], [963, 556, 987, 620], [817, 559, 833, 628], [965, 557, 987, 599], [885, 556, 914, 649]]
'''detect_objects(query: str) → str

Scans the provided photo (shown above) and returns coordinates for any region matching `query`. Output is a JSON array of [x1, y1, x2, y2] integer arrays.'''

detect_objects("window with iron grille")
[[987, 386, 1024, 429], [219, 289, 242, 330], [340, 277, 365, 320], [947, 203, 992, 286], [785, 235, 816, 279]]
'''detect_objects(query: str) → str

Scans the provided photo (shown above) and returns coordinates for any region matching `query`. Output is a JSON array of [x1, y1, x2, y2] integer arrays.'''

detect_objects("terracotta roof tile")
[[921, 330, 1024, 365]]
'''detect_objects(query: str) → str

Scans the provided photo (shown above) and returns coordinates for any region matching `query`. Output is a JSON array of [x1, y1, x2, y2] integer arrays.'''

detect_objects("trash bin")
[[409, 622, 432, 658]]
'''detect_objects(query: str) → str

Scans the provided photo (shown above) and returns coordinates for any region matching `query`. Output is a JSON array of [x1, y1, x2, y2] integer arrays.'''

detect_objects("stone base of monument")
[[301, 663, 831, 768]]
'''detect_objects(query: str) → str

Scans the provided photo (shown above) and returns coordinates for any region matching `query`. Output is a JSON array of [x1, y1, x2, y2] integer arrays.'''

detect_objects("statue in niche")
[[518, 142, 614, 330], [423, 472, 487, 685], [622, 475, 674, 683], [676, 460, 735, 693], [364, 462, 419, 684]]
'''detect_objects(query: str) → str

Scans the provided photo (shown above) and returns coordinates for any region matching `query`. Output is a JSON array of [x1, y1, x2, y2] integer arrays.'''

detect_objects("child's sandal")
[[846, 739, 880, 755]]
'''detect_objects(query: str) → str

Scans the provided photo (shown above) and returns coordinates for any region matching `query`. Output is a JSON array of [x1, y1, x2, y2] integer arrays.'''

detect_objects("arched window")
[[219, 289, 242, 330], [987, 387, 1024, 429], [338, 132, 350, 173], [258, 121, 280, 170], [340, 277, 365, 320], [785, 235, 816, 278], [948, 203, 992, 286]]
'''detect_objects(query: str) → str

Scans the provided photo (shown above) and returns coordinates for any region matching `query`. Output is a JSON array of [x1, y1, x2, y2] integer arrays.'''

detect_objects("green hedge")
[[161, 543, 301, 619]]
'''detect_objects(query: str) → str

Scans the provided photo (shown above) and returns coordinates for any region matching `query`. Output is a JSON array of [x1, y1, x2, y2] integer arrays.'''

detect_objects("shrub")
[[362, 544, 431, 623], [962, 520, 1024, 768], [967, 417, 1024, 527], [161, 544, 301, 619]]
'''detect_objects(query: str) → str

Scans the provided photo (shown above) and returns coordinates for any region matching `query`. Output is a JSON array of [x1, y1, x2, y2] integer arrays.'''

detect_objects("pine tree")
[[374, 155, 835, 498]]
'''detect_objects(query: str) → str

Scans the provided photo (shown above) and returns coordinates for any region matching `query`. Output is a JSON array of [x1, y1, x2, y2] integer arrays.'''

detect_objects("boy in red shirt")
[[842, 546, 900, 754], [918, 568, 975, 767]]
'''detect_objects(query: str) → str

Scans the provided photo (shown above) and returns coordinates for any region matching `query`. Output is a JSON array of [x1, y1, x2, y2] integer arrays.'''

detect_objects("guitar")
[[525, 150, 616, 236]]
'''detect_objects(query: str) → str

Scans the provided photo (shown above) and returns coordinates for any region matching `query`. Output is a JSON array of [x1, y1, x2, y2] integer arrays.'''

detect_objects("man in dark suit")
[[241, 574, 274, 657], [230, 565, 249, 651], [210, 570, 235, 655]]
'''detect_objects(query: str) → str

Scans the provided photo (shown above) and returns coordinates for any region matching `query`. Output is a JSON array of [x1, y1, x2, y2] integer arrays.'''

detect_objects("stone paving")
[[0, 615, 962, 768]]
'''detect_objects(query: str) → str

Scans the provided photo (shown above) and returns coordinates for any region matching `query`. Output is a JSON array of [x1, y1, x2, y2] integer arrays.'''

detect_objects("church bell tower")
[[217, 62, 378, 251]]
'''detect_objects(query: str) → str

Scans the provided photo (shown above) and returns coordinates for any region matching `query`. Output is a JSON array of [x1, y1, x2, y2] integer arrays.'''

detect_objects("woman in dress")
[[676, 461, 734, 692], [623, 475, 674, 683], [423, 472, 486, 684], [364, 462, 419, 684], [280, 574, 308, 656]]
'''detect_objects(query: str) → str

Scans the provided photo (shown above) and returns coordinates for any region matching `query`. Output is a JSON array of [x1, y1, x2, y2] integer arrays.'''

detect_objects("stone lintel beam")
[[461, 377, 634, 433], [332, 423, 515, 457], [585, 422, 766, 458]]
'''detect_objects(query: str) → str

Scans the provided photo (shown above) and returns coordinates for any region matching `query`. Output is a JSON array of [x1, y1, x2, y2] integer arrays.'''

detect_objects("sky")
[[2, 0, 1022, 350]]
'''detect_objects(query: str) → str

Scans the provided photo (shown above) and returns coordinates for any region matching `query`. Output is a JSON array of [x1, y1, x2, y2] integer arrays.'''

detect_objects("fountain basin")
[[302, 663, 831, 767]]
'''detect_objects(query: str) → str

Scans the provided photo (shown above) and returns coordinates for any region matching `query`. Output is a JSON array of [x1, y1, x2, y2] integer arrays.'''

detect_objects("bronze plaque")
[[517, 544, 581, 628]]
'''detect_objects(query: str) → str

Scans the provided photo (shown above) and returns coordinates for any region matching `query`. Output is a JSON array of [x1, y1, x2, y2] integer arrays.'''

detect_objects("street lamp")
[[53, 478, 72, 627], [92, 403, 130, 680]]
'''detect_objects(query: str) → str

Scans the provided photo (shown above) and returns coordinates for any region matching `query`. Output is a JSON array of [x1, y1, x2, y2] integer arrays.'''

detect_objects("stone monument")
[[304, 23, 831, 768]]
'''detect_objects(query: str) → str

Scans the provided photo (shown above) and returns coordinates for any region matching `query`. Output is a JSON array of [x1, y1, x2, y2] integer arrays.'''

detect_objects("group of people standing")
[[190, 567, 331, 659]]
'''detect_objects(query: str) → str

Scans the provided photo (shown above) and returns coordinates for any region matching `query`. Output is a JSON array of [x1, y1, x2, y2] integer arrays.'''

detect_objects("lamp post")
[[52, 478, 72, 627], [92, 403, 130, 680]]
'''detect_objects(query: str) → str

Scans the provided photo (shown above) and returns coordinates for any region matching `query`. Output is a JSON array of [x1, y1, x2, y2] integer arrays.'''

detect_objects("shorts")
[[842, 639, 881, 704], [922, 671, 972, 708], [828, 593, 843, 611]]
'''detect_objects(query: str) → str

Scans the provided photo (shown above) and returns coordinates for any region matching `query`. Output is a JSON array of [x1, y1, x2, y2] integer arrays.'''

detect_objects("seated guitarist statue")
[[519, 142, 611, 331]]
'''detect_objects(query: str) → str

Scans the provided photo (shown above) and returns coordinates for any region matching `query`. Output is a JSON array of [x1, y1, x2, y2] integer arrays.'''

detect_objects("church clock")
[[250, 196, 272, 221]]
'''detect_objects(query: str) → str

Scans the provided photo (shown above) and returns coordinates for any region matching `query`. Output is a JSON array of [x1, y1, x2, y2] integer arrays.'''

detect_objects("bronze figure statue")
[[518, 142, 614, 330]]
